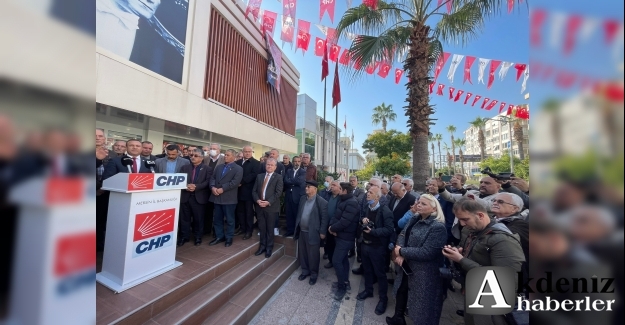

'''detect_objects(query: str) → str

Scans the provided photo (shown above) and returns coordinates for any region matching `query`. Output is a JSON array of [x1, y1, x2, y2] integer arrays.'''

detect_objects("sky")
[[256, 0, 623, 155]]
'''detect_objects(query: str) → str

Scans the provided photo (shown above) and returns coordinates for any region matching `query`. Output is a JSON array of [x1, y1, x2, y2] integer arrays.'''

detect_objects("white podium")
[[8, 177, 96, 325], [96, 173, 187, 293]]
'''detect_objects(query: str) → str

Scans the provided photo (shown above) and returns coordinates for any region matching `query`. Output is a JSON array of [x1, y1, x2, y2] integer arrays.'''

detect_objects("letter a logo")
[[465, 267, 516, 315]]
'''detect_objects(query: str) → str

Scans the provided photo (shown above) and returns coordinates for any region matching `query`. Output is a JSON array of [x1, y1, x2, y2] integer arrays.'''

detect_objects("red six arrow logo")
[[133, 208, 175, 242], [128, 174, 154, 191]]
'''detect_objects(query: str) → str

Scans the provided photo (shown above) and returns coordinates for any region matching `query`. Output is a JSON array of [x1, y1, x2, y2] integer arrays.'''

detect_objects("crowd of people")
[[95, 129, 532, 325]]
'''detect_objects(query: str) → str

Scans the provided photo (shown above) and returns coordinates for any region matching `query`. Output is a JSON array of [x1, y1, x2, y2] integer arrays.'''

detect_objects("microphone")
[[144, 160, 156, 173], [121, 156, 133, 173]]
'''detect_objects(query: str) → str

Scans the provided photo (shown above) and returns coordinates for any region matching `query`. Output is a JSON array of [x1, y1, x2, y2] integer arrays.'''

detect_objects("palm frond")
[[335, 1, 410, 40], [433, 1, 486, 46]]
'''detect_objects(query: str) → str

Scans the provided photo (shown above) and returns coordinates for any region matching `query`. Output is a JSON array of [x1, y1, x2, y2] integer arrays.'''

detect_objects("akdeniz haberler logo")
[[465, 267, 516, 315]]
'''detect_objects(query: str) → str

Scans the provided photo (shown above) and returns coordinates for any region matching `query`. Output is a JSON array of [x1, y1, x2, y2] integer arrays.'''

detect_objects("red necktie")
[[132, 158, 138, 173], [52, 157, 60, 177], [191, 166, 197, 183]]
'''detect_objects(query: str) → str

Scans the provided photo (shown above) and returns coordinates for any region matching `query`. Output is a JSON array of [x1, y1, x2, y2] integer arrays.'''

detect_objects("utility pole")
[[322, 78, 327, 168]]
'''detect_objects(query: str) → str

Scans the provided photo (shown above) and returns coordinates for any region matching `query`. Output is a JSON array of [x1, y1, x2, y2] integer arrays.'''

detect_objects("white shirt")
[[262, 173, 273, 200], [96, 0, 139, 59]]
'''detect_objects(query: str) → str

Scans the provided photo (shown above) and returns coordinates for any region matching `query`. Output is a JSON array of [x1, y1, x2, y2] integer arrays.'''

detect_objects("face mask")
[[209, 150, 217, 157], [203, 151, 209, 156], [324, 182, 329, 188], [367, 199, 376, 205]]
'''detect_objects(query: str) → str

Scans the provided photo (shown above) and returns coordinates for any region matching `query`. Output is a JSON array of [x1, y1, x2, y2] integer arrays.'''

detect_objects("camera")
[[361, 221, 374, 231], [481, 167, 515, 181], [439, 264, 464, 285]]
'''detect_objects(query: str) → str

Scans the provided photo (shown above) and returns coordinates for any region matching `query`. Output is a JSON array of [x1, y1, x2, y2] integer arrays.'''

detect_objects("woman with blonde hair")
[[387, 194, 448, 325]]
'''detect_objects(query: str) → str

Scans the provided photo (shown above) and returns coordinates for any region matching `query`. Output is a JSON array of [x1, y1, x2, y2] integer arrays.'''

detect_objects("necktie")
[[260, 174, 270, 200], [132, 158, 138, 173], [191, 165, 197, 183], [221, 164, 229, 177]]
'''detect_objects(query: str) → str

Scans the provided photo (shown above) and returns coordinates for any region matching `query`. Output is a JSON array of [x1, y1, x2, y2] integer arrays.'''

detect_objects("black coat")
[[102, 155, 153, 180], [293, 195, 329, 246], [388, 193, 417, 234], [361, 204, 394, 247], [283, 167, 306, 203], [180, 163, 213, 205], [236, 157, 260, 201], [329, 193, 360, 242]]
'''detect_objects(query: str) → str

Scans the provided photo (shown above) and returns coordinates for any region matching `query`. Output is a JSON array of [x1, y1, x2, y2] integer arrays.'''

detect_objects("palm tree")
[[429, 134, 436, 176], [512, 117, 526, 160], [443, 142, 452, 172], [454, 138, 467, 175], [371, 102, 397, 132], [469, 117, 487, 161], [434, 133, 443, 170], [335, 0, 521, 187], [446, 125, 457, 172]]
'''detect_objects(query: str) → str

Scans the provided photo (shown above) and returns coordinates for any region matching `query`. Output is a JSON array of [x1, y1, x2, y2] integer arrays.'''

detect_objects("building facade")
[[339, 137, 366, 174], [96, 0, 300, 157]]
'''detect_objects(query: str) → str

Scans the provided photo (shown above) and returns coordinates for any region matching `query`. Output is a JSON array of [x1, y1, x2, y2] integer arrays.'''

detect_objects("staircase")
[[98, 235, 298, 325]]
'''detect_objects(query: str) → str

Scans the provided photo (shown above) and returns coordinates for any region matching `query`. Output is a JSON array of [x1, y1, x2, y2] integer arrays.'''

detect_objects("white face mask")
[[324, 182, 329, 188], [209, 150, 218, 157]]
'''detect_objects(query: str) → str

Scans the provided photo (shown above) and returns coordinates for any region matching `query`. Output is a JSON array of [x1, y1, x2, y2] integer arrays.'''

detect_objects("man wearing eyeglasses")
[[435, 176, 529, 214], [491, 193, 529, 285], [178, 149, 213, 246], [401, 178, 421, 200]]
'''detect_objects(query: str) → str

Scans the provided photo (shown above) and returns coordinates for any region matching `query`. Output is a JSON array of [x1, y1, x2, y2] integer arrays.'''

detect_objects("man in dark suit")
[[252, 158, 284, 258], [283, 156, 306, 237], [208, 149, 243, 247], [260, 149, 285, 236], [155, 144, 189, 173], [178, 149, 213, 246], [350, 176, 365, 202], [235, 145, 260, 239], [388, 182, 417, 237], [293, 180, 329, 285], [140, 141, 157, 161], [282, 154, 293, 171], [102, 139, 153, 180]]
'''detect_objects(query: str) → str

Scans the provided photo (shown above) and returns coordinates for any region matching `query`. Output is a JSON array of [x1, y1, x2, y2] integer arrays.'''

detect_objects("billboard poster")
[[96, 0, 189, 83], [265, 31, 282, 94]]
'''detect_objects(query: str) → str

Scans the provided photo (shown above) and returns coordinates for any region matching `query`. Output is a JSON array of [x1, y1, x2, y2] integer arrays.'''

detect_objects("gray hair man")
[[252, 158, 284, 257], [203, 143, 224, 169], [208, 149, 243, 247], [301, 153, 317, 181], [401, 178, 421, 200]]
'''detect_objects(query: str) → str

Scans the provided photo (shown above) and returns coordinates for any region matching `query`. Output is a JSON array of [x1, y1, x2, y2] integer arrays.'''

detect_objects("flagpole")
[[334, 102, 338, 173], [322, 78, 327, 169]]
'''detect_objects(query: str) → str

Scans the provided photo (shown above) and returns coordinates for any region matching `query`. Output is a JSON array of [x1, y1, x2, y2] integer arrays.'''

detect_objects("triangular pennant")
[[563, 14, 583, 55], [508, 0, 514, 13], [449, 87, 456, 100], [481, 97, 491, 109], [319, 0, 336, 23], [394, 69, 404, 84], [447, 54, 464, 83], [454, 90, 464, 102], [498, 62, 514, 81], [463, 56, 476, 84], [487, 60, 502, 89], [472, 95, 482, 107], [478, 58, 491, 84], [530, 9, 548, 47], [363, 0, 378, 10], [498, 102, 507, 113], [521, 65, 529, 93], [429, 82, 435, 94], [464, 92, 473, 105], [485, 100, 498, 111], [436, 84, 445, 95], [434, 52, 451, 82], [514, 64, 527, 81]]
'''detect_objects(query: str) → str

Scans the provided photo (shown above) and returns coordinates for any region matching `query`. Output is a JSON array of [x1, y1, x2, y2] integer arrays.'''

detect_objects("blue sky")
[[257, 0, 623, 154]]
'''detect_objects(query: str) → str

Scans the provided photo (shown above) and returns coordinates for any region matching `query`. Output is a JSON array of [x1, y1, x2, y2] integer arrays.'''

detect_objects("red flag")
[[296, 31, 311, 52], [454, 90, 464, 102], [449, 87, 455, 100], [506, 105, 515, 115], [498, 102, 507, 113], [329, 44, 341, 62], [261, 10, 277, 35], [464, 92, 473, 105], [433, 52, 451, 82], [446, 0, 453, 13], [472, 95, 482, 106], [344, 117, 347, 129], [320, 0, 336, 23], [378, 62, 392, 78], [564, 15, 583, 55], [332, 63, 341, 107], [436, 84, 445, 96], [508, 0, 514, 13], [463, 56, 476, 84], [485, 100, 498, 111], [314, 37, 326, 56], [487, 60, 502, 89], [366, 62, 379, 75], [603, 19, 621, 45], [363, 0, 378, 10], [280, 0, 297, 43], [429, 82, 435, 94], [339, 49, 351, 65], [530, 9, 547, 47], [245, 0, 263, 21], [354, 58, 363, 70], [395, 69, 404, 84], [481, 98, 491, 109], [514, 64, 527, 81], [297, 19, 311, 33], [516, 107, 530, 119], [326, 27, 338, 45], [322, 40, 329, 81]]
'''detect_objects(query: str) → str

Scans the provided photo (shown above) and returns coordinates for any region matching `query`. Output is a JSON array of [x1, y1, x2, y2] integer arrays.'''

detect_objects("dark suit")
[[236, 157, 261, 236], [436, 194, 457, 245], [260, 161, 285, 177], [102, 155, 152, 180], [179, 163, 213, 240], [283, 167, 306, 234], [388, 193, 417, 235], [352, 187, 366, 202], [209, 163, 243, 240], [293, 195, 329, 279], [252, 172, 284, 252]]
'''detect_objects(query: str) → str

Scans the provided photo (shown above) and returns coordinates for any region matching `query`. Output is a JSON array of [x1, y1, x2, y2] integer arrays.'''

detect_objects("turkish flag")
[[322, 40, 329, 81], [320, 0, 336, 23], [326, 27, 338, 45], [506, 104, 515, 115], [395, 69, 404, 84], [296, 31, 311, 52], [339, 49, 351, 65], [434, 52, 451, 82], [530, 9, 547, 47], [498, 102, 507, 113], [314, 37, 326, 56], [564, 15, 583, 55], [366, 62, 379, 75], [429, 82, 435, 94], [363, 0, 378, 10], [436, 84, 445, 96], [378, 62, 392, 78], [332, 63, 341, 107], [449, 87, 455, 100], [261, 11, 277, 35], [514, 63, 527, 81], [464, 56, 476, 84], [472, 95, 482, 106], [481, 98, 491, 109], [329, 44, 341, 62], [487, 60, 501, 89], [454, 90, 464, 102], [485, 100, 498, 111], [464, 92, 473, 104]]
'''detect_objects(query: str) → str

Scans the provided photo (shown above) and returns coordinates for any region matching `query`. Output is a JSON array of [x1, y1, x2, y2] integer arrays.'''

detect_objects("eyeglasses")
[[402, 183, 409, 186], [191, 154, 203, 158], [491, 199, 516, 206]]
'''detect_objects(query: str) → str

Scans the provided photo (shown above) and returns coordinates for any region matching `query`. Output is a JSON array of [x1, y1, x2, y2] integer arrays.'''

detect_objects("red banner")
[[329, 44, 341, 62], [464, 92, 473, 105], [446, 0, 453, 13], [363, 0, 378, 10], [449, 87, 455, 99], [472, 95, 482, 106], [530, 9, 547, 47], [395, 69, 404, 84], [508, 0, 514, 13], [245, 0, 263, 21], [464, 56, 476, 84], [339, 49, 351, 65], [514, 63, 527, 81], [604, 19, 621, 44], [454, 90, 464, 102], [563, 14, 583, 55], [487, 60, 502, 89], [314, 37, 326, 56], [429, 82, 435, 94], [280, 0, 297, 43], [378, 62, 392, 78], [481, 97, 490, 109], [485, 100, 498, 110], [261, 10, 277, 35], [498, 102, 507, 113], [436, 84, 445, 95], [366, 62, 379, 75], [434, 52, 450, 82], [320, 0, 336, 23], [296, 31, 311, 52]]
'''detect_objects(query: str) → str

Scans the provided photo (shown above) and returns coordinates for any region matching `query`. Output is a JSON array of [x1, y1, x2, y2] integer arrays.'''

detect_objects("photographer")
[[356, 185, 394, 315], [443, 198, 525, 325]]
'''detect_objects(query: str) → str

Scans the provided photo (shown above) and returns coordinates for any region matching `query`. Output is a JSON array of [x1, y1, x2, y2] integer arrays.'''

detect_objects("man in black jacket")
[[235, 146, 260, 239], [178, 149, 213, 246], [328, 182, 360, 301]]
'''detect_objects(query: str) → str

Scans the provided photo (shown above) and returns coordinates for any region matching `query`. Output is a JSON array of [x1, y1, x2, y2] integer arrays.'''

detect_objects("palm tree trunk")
[[437, 143, 441, 171], [431, 143, 435, 177], [406, 22, 432, 187], [382, 118, 387, 132], [517, 140, 525, 160], [451, 135, 456, 172]]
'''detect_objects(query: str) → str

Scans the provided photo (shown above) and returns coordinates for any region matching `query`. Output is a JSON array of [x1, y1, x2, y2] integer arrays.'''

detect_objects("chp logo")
[[128, 173, 154, 191], [54, 232, 96, 296], [132, 208, 175, 258]]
